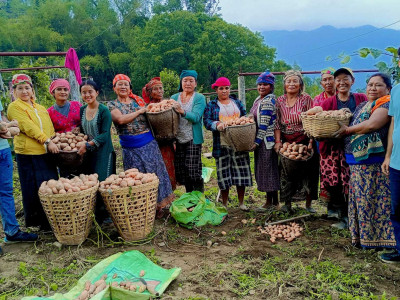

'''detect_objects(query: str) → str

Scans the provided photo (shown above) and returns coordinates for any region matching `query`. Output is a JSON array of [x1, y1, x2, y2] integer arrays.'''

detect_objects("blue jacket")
[[203, 98, 247, 158], [171, 92, 206, 145]]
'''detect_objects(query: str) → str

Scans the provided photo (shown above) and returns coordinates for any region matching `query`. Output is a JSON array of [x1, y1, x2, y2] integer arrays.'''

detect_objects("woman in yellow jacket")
[[7, 74, 59, 230]]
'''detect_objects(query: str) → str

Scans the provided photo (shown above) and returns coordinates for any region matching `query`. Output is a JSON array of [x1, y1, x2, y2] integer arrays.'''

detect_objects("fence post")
[[238, 75, 246, 109]]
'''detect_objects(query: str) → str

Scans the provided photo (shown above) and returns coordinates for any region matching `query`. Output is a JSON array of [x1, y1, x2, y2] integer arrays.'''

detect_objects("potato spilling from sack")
[[52, 132, 88, 152], [225, 116, 254, 126], [0, 120, 20, 138], [39, 174, 98, 195], [279, 141, 313, 161], [100, 169, 158, 189], [147, 99, 176, 113]]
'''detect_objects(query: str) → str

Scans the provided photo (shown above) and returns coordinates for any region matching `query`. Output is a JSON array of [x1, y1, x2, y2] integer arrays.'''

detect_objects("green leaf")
[[340, 55, 351, 64], [358, 48, 370, 58], [50, 283, 58, 291], [370, 49, 382, 59], [375, 62, 387, 71], [385, 47, 398, 56], [325, 55, 332, 61]]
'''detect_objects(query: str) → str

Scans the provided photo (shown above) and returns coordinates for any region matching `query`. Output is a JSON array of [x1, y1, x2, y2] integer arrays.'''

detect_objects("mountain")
[[261, 25, 400, 88]]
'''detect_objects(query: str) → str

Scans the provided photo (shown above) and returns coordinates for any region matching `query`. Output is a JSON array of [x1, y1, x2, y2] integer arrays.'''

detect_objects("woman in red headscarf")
[[108, 74, 174, 216], [142, 77, 176, 190], [47, 79, 82, 133]]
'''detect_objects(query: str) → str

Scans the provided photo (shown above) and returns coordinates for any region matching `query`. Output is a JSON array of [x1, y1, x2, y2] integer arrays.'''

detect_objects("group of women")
[[3, 67, 396, 251]]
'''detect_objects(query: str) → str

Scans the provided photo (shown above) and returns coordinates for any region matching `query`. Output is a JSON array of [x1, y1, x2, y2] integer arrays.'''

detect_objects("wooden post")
[[68, 70, 81, 103], [238, 75, 246, 109]]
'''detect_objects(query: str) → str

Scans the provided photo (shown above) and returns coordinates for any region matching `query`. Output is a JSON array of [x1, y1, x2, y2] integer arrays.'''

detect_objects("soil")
[[1, 131, 399, 299]]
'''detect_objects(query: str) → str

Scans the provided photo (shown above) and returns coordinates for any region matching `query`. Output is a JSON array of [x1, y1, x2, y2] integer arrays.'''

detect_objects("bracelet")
[[275, 141, 282, 144]]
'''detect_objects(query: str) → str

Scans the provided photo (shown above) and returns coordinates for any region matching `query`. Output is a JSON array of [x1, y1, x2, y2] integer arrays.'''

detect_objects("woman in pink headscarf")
[[47, 79, 82, 133]]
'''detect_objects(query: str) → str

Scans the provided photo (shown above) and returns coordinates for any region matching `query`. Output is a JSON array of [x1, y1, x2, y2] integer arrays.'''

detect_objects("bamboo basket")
[[99, 179, 159, 241], [146, 108, 180, 140], [39, 183, 98, 245], [301, 112, 352, 138], [54, 150, 84, 169], [222, 122, 256, 152], [279, 149, 314, 177]]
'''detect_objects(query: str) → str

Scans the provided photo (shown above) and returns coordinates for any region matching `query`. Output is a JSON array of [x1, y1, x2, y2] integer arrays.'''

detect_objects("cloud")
[[219, 0, 400, 31]]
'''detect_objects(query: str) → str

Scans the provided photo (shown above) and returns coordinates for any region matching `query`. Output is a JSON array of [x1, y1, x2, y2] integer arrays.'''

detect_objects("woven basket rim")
[[300, 112, 352, 120], [224, 122, 255, 130], [99, 178, 160, 193], [39, 182, 99, 198], [279, 149, 314, 162], [146, 107, 176, 115], [57, 150, 79, 153]]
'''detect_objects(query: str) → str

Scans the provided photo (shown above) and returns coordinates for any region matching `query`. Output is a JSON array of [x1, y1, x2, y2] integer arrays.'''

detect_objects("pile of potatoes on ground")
[[279, 141, 313, 161], [225, 116, 255, 126], [100, 169, 158, 189], [51, 132, 88, 152], [74, 271, 157, 300], [0, 120, 20, 137], [147, 99, 176, 113], [305, 106, 352, 118], [39, 174, 98, 195], [258, 222, 304, 243]]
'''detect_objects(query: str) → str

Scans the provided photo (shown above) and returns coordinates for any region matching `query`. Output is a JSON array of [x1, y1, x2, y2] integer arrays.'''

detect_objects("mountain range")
[[261, 25, 400, 88]]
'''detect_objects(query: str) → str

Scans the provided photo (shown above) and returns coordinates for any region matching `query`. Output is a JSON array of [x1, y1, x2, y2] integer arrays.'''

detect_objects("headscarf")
[[12, 74, 32, 86], [49, 79, 70, 94], [113, 74, 147, 106], [142, 77, 163, 103], [256, 71, 275, 85], [211, 77, 231, 89], [179, 70, 198, 92], [283, 70, 304, 94], [321, 67, 335, 76]]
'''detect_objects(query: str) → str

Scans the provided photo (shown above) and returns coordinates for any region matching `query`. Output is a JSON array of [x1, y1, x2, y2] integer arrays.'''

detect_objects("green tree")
[[160, 68, 180, 97]]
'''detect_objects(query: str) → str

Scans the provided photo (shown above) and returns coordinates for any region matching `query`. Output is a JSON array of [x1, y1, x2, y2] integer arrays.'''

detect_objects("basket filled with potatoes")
[[0, 120, 20, 138], [222, 116, 256, 152], [38, 174, 99, 245], [51, 131, 88, 168], [279, 141, 314, 176], [99, 169, 159, 241], [301, 106, 352, 138], [146, 99, 180, 140]]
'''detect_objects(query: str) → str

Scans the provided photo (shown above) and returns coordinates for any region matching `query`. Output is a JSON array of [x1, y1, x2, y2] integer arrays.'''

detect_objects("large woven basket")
[[301, 112, 352, 138], [54, 151, 84, 169], [222, 123, 256, 152], [39, 183, 98, 245], [146, 108, 180, 140], [99, 179, 159, 241], [279, 149, 314, 177]]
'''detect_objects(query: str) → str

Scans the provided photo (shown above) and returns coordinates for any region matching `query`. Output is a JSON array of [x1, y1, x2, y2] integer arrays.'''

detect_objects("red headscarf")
[[113, 74, 146, 107], [142, 77, 163, 103], [49, 79, 70, 94]]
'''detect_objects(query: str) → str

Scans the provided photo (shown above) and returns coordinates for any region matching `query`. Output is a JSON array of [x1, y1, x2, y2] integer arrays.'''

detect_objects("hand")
[[274, 142, 282, 153], [382, 157, 390, 176], [174, 103, 185, 115], [139, 107, 147, 114], [78, 143, 87, 155], [0, 128, 10, 139], [249, 143, 258, 151], [47, 141, 59, 154], [333, 121, 348, 138], [216, 122, 226, 131], [72, 127, 80, 135]]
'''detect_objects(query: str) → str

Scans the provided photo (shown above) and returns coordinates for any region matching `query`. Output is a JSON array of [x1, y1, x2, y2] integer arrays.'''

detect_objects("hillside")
[[262, 25, 400, 87]]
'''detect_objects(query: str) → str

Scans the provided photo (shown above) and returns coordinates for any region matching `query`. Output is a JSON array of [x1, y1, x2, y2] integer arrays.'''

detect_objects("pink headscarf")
[[49, 79, 70, 94], [211, 77, 231, 89]]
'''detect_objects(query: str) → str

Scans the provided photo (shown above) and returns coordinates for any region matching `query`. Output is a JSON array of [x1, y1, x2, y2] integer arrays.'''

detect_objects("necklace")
[[181, 92, 193, 103], [86, 104, 99, 120]]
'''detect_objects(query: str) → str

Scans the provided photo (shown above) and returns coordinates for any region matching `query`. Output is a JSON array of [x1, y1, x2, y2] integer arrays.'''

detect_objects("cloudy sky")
[[219, 0, 400, 31]]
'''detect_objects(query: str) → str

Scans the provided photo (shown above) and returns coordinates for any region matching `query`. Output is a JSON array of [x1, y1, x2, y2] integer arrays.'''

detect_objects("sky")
[[219, 0, 400, 31]]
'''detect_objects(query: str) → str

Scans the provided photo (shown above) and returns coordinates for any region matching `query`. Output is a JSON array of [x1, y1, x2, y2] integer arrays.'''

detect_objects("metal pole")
[[238, 69, 379, 77], [0, 52, 67, 57], [0, 66, 65, 72], [238, 75, 246, 109]]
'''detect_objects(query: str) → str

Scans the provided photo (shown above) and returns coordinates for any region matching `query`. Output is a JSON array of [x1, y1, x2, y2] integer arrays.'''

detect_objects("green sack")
[[201, 167, 214, 183], [169, 191, 228, 229], [22, 250, 181, 300]]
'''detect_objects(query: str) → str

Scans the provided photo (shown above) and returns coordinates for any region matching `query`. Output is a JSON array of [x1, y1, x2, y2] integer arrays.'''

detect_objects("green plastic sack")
[[22, 250, 181, 300], [169, 191, 227, 228], [201, 167, 214, 183]]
